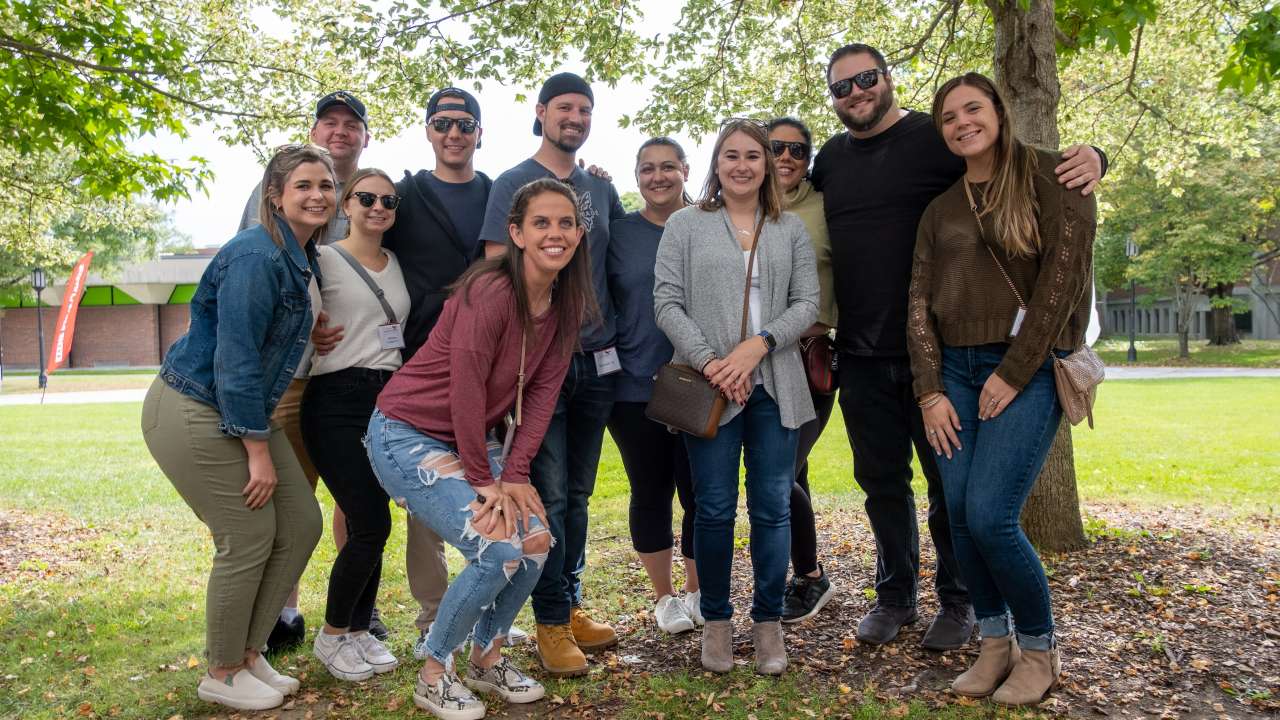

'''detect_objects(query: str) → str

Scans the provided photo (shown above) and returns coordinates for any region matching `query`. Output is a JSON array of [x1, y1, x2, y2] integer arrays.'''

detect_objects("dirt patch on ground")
[[0, 509, 101, 585]]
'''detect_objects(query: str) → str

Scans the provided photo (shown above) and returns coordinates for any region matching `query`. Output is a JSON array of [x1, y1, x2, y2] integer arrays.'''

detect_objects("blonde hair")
[[696, 119, 783, 222], [257, 144, 337, 247], [932, 73, 1041, 257]]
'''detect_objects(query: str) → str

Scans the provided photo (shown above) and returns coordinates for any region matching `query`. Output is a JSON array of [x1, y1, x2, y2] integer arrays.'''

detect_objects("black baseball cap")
[[533, 72, 594, 136], [315, 91, 368, 128], [426, 87, 481, 124]]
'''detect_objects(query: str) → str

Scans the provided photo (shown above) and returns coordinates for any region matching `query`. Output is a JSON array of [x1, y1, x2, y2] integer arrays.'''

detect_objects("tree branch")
[[383, 0, 510, 39], [887, 0, 959, 68]]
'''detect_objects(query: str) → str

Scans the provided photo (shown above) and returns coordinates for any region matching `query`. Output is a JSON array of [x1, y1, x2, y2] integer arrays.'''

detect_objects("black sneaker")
[[781, 566, 836, 624], [920, 603, 976, 651], [368, 607, 390, 641], [266, 614, 306, 655], [855, 603, 918, 645]]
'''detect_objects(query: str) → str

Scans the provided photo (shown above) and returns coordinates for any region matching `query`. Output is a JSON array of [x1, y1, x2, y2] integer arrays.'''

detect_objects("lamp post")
[[32, 267, 47, 390], [1125, 239, 1139, 362]]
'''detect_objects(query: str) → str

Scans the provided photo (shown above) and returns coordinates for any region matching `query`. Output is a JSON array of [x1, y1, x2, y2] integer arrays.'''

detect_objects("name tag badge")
[[377, 323, 406, 350], [593, 347, 622, 376], [1010, 307, 1027, 337]]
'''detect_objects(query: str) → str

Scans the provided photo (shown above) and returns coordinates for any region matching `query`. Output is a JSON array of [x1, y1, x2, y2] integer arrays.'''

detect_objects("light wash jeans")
[[365, 409, 549, 664]]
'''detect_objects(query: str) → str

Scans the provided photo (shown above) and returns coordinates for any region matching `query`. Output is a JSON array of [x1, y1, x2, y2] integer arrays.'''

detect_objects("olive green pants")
[[142, 378, 322, 666]]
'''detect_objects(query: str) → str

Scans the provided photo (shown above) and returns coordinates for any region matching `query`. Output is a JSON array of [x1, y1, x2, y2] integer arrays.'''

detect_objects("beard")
[[835, 89, 894, 133], [549, 123, 587, 153]]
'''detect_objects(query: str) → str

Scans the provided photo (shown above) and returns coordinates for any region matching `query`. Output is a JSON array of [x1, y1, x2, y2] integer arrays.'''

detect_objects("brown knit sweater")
[[907, 147, 1096, 397]]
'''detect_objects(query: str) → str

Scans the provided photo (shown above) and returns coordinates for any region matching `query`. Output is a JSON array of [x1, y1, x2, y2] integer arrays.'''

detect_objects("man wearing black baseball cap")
[[235, 90, 374, 655], [478, 71, 626, 678]]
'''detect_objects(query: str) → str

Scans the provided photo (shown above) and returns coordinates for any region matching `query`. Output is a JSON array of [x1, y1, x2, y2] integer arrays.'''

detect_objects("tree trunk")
[[989, 0, 1087, 552], [1206, 283, 1240, 345]]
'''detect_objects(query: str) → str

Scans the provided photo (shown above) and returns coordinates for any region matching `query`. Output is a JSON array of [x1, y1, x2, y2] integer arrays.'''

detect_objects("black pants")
[[607, 401, 696, 558], [300, 367, 393, 631], [790, 389, 836, 576], [837, 354, 968, 609]]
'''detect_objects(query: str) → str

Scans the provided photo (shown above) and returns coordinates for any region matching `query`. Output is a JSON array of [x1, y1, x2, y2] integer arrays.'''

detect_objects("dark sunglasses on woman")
[[352, 192, 401, 210], [429, 117, 479, 134], [829, 68, 887, 99], [770, 140, 810, 161]]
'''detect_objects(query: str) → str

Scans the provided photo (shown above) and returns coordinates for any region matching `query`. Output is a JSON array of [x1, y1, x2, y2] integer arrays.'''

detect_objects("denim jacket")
[[161, 218, 319, 440]]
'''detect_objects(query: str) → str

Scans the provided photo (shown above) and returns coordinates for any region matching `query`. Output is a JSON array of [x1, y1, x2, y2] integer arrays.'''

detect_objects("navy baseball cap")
[[426, 87, 481, 124], [315, 91, 368, 127]]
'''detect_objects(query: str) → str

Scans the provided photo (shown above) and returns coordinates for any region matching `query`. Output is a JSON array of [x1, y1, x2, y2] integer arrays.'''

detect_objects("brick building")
[[0, 251, 215, 371]]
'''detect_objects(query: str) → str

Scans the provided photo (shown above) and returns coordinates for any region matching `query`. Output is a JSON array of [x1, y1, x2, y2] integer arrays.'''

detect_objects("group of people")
[[142, 41, 1103, 719]]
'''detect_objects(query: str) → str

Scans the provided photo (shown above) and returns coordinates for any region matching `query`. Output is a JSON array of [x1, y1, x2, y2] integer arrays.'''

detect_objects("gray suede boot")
[[752, 620, 787, 676], [701, 620, 733, 673], [992, 646, 1061, 706], [952, 634, 1020, 697]]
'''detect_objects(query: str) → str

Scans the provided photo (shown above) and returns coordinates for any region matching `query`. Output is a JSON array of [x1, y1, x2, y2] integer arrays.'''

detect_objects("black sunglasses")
[[429, 117, 479, 134], [351, 191, 401, 210], [829, 68, 887, 99], [770, 140, 810, 161]]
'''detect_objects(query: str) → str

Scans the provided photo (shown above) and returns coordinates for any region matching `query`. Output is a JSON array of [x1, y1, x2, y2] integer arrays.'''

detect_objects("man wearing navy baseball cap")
[[235, 90, 374, 655], [478, 71, 626, 678]]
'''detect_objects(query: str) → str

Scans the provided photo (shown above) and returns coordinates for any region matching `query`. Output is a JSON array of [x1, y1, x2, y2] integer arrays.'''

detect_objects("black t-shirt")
[[423, 173, 488, 258], [811, 110, 964, 357]]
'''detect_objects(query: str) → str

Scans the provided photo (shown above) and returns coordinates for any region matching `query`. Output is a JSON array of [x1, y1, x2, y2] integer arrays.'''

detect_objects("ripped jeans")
[[365, 409, 550, 664]]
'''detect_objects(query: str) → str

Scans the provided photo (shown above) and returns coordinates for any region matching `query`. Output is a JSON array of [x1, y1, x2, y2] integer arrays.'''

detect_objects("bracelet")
[[699, 356, 717, 373], [918, 393, 944, 409]]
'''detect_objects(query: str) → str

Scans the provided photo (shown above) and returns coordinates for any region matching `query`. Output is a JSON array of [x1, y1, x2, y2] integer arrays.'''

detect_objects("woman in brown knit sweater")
[[906, 73, 1096, 707]]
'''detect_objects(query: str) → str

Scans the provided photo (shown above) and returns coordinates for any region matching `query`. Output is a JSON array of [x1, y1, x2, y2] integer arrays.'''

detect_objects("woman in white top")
[[299, 169, 411, 682]]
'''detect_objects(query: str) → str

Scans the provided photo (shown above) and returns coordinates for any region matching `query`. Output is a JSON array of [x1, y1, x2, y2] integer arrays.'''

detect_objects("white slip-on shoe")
[[246, 653, 300, 695], [351, 631, 399, 674], [654, 594, 696, 634], [196, 669, 284, 711], [465, 656, 546, 704], [683, 590, 706, 627], [313, 631, 375, 682]]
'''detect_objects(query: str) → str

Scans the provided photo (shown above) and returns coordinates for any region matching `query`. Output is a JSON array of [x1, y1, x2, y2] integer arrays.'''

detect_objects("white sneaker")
[[351, 631, 399, 674], [654, 594, 695, 634], [197, 669, 284, 711], [247, 653, 300, 695], [465, 656, 545, 704], [683, 590, 706, 627], [313, 631, 375, 681], [506, 624, 530, 646], [414, 670, 486, 720]]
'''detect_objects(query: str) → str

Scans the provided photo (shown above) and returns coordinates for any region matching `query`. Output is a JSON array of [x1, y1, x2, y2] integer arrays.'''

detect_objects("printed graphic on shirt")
[[577, 189, 597, 232]]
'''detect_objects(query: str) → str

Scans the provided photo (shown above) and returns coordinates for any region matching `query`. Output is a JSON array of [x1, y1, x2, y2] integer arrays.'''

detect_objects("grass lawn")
[[1094, 336, 1280, 368], [0, 378, 1276, 719], [0, 369, 157, 395]]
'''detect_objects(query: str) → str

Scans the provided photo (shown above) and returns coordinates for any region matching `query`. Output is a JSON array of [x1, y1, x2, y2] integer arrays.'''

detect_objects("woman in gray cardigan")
[[653, 119, 819, 676]]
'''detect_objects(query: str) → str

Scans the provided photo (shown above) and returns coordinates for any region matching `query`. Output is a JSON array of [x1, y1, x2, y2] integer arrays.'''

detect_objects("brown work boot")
[[569, 607, 618, 651], [992, 646, 1061, 706], [952, 634, 1020, 697], [535, 623, 588, 678]]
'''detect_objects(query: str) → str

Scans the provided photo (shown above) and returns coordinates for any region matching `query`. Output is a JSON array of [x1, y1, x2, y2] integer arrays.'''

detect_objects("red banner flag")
[[47, 251, 94, 374]]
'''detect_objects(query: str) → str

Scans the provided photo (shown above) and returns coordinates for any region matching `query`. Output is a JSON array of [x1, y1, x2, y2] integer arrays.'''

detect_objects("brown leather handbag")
[[646, 219, 762, 439], [799, 334, 838, 395]]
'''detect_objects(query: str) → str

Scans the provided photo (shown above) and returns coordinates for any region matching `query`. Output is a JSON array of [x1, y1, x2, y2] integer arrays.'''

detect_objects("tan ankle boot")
[[952, 634, 1020, 697], [535, 623, 588, 677], [992, 646, 1061, 706], [752, 620, 787, 676], [569, 607, 618, 651], [701, 620, 733, 673]]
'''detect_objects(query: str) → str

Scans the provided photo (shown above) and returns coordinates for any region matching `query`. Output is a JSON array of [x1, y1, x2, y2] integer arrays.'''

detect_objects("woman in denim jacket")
[[141, 144, 333, 712]]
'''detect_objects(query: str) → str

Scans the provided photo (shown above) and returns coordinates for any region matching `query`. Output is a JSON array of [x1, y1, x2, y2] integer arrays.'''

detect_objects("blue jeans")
[[937, 344, 1062, 649], [365, 410, 549, 663], [528, 353, 615, 625], [684, 386, 798, 622]]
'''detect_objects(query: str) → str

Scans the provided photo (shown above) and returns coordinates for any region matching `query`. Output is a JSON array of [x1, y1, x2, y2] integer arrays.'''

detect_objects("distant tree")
[[619, 191, 643, 213]]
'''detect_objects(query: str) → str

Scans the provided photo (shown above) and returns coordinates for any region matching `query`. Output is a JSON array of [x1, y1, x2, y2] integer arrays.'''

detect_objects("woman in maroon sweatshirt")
[[366, 178, 596, 720]]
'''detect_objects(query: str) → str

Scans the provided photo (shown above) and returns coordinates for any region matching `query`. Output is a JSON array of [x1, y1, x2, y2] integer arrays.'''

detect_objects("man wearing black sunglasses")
[[810, 44, 1108, 652]]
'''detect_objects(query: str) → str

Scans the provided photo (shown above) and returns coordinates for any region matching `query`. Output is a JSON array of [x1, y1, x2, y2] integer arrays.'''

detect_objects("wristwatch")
[[757, 330, 776, 353]]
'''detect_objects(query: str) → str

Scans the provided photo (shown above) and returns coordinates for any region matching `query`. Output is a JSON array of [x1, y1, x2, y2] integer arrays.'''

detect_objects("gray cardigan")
[[653, 205, 819, 429]]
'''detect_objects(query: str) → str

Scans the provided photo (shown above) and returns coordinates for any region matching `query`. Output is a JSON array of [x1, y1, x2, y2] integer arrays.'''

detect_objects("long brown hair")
[[932, 73, 1041, 257], [696, 119, 783, 222], [258, 143, 336, 247], [338, 168, 397, 238], [450, 178, 599, 355]]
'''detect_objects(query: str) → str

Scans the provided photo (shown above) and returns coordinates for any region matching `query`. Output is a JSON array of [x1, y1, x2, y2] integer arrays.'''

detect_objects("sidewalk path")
[[0, 388, 148, 406]]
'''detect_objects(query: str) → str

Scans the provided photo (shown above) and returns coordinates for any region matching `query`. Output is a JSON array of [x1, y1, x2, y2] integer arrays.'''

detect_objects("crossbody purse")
[[964, 179, 1104, 428], [646, 218, 763, 438]]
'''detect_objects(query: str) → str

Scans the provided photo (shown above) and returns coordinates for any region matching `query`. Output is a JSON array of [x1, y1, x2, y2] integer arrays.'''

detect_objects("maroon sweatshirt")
[[377, 274, 570, 487]]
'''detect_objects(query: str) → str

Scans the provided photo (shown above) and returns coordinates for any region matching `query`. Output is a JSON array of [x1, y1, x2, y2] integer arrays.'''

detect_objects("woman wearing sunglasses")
[[766, 118, 838, 626], [299, 169, 410, 682], [908, 73, 1096, 705], [654, 119, 819, 675]]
